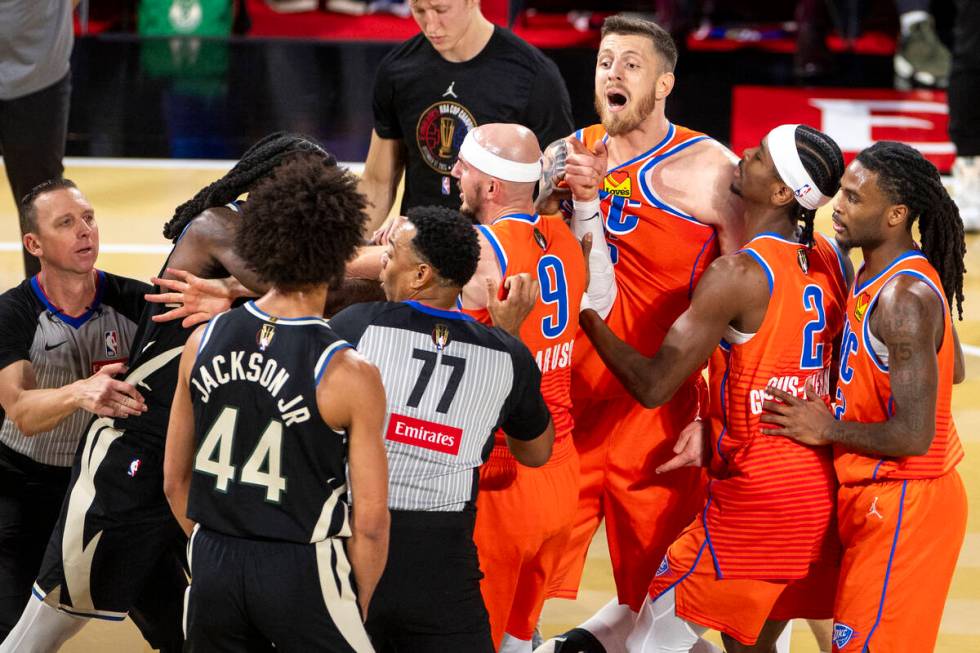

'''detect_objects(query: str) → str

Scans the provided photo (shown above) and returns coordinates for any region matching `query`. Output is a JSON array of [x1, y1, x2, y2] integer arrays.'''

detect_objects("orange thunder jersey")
[[570, 123, 721, 401], [833, 249, 963, 484], [703, 232, 848, 579], [467, 213, 587, 444]]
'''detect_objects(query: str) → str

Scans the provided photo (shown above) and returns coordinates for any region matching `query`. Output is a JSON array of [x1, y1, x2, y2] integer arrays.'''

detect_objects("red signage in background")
[[731, 86, 953, 173]]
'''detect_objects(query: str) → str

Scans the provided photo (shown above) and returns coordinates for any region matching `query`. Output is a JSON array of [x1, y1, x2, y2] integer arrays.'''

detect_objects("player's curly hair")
[[162, 132, 334, 242], [406, 206, 480, 288], [792, 125, 844, 247], [856, 141, 966, 320], [235, 154, 367, 290]]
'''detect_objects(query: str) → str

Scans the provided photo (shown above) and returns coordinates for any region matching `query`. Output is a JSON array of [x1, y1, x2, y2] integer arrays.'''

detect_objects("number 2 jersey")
[[329, 301, 551, 512], [187, 302, 354, 543], [704, 232, 848, 579]]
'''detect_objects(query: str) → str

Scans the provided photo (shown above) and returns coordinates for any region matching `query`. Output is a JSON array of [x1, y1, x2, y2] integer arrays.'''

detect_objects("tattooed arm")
[[764, 276, 943, 457], [534, 138, 570, 215]]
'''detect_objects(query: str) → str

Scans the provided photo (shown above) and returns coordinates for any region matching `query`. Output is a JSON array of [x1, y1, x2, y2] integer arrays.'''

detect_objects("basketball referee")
[[0, 179, 148, 642], [329, 205, 554, 652]]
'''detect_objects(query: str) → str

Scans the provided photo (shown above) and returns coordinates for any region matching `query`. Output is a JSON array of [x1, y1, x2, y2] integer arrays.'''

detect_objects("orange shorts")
[[647, 520, 837, 646], [550, 393, 706, 610], [473, 436, 579, 646], [831, 470, 967, 652]]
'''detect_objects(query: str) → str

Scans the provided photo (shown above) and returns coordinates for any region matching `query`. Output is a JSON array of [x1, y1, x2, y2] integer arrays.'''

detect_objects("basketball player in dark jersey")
[[1, 133, 331, 653], [164, 153, 389, 653]]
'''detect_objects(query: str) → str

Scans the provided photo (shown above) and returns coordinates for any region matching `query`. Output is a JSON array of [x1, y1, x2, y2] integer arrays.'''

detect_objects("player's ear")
[[655, 71, 675, 100], [415, 261, 434, 289], [23, 232, 42, 258], [772, 182, 795, 208], [886, 203, 909, 229]]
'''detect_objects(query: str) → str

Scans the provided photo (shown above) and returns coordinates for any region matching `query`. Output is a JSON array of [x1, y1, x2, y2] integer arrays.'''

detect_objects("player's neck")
[[859, 234, 917, 282], [405, 288, 459, 311], [440, 15, 495, 63], [37, 267, 98, 317], [743, 206, 797, 242], [254, 286, 329, 319], [606, 113, 670, 166], [484, 202, 535, 225]]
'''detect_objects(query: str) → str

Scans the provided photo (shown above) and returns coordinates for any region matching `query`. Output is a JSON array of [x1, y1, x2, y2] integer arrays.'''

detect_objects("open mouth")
[[76, 246, 93, 255], [606, 90, 629, 111]]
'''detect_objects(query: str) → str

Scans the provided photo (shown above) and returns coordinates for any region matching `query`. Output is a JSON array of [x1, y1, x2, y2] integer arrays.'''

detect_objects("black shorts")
[[33, 418, 186, 648], [0, 442, 70, 638], [366, 510, 493, 653], [185, 527, 372, 653]]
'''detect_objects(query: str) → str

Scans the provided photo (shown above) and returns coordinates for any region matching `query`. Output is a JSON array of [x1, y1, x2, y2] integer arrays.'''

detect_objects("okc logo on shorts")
[[832, 622, 856, 649], [655, 555, 670, 577]]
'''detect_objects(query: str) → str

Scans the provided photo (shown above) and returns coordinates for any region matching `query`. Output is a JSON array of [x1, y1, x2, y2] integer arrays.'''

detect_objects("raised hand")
[[564, 137, 608, 202], [486, 273, 540, 337], [145, 268, 235, 327]]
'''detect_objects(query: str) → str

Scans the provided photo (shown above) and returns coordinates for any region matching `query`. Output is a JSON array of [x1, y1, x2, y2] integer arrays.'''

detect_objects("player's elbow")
[[352, 502, 390, 541], [902, 430, 934, 458], [510, 421, 555, 468], [636, 384, 667, 410], [9, 405, 41, 436]]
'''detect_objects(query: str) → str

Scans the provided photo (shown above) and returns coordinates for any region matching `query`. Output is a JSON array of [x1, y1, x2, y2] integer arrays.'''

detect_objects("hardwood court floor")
[[1, 160, 978, 652]]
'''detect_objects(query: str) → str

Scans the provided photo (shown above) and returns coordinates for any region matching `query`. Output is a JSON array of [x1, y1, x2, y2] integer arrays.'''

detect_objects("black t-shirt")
[[329, 301, 550, 511], [372, 27, 574, 213]]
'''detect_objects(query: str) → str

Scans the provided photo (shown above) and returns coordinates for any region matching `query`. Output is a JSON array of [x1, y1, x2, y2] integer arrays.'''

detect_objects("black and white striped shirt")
[[329, 301, 549, 512]]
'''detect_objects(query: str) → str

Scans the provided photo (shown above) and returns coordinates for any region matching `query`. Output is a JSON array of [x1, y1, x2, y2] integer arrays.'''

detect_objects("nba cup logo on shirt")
[[854, 292, 871, 321], [416, 101, 478, 174], [603, 171, 631, 197], [104, 330, 119, 358], [797, 248, 809, 274], [432, 323, 451, 351], [257, 321, 276, 351], [533, 227, 547, 250]]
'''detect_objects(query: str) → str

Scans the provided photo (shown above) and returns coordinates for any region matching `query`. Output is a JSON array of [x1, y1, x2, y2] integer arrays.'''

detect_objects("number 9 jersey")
[[188, 302, 355, 543]]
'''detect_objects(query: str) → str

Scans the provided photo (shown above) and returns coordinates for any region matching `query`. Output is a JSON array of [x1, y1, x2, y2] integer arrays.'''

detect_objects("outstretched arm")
[[580, 255, 754, 408]]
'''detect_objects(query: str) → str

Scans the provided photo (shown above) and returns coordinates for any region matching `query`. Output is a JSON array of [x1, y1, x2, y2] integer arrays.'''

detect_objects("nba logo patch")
[[795, 183, 812, 199], [128, 458, 141, 477], [655, 555, 670, 577], [441, 176, 451, 195], [604, 171, 631, 197], [832, 622, 856, 650], [105, 330, 119, 358]]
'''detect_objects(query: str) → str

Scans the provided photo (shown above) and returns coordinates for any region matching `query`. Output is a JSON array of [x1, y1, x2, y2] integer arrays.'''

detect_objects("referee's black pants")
[[950, 0, 980, 156], [366, 509, 494, 652], [0, 442, 70, 643]]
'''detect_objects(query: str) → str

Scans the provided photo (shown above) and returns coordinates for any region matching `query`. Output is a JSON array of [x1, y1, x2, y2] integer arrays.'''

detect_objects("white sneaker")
[[953, 156, 980, 232]]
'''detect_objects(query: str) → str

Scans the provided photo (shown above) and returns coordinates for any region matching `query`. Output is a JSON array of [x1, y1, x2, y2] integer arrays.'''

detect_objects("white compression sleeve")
[[572, 197, 617, 319], [0, 595, 88, 653], [626, 589, 706, 653]]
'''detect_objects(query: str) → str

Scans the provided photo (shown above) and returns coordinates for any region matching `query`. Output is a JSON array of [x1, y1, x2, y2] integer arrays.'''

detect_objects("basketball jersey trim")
[[244, 301, 331, 326], [477, 224, 508, 277], [853, 250, 925, 296], [30, 270, 107, 329], [314, 340, 354, 385], [606, 122, 676, 173], [688, 232, 717, 299], [403, 300, 475, 321], [196, 312, 225, 359], [492, 212, 539, 226], [650, 537, 709, 602], [818, 232, 849, 288], [636, 135, 712, 224], [701, 492, 724, 578], [739, 249, 774, 295], [862, 480, 908, 651]]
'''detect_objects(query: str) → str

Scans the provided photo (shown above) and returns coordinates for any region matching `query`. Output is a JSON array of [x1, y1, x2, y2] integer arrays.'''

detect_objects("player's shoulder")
[[491, 26, 550, 61], [379, 33, 431, 71], [877, 268, 946, 323]]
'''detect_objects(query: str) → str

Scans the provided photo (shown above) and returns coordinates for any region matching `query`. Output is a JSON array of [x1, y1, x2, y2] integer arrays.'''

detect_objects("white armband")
[[573, 197, 617, 319]]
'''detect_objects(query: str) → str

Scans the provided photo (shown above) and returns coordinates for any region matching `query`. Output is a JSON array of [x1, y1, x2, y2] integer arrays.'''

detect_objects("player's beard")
[[595, 86, 658, 137]]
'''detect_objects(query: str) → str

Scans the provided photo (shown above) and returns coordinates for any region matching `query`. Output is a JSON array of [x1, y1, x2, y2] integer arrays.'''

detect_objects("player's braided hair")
[[162, 132, 334, 242], [792, 125, 844, 247], [856, 141, 966, 320]]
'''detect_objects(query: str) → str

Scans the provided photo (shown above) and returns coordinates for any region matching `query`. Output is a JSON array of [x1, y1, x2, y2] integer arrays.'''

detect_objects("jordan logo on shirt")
[[868, 497, 884, 520], [442, 81, 458, 98]]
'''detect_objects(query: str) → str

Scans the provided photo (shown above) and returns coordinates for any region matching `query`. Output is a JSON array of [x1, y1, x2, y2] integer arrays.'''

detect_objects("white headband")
[[766, 124, 831, 211], [458, 131, 542, 183]]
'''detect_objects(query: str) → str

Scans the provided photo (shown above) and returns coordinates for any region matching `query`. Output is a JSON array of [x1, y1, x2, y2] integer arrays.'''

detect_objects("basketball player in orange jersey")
[[446, 123, 587, 653], [565, 124, 848, 652], [536, 15, 745, 653], [763, 141, 968, 653]]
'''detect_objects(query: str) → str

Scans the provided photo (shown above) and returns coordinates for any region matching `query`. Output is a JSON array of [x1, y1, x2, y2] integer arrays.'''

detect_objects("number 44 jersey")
[[328, 301, 551, 513], [188, 302, 359, 543]]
